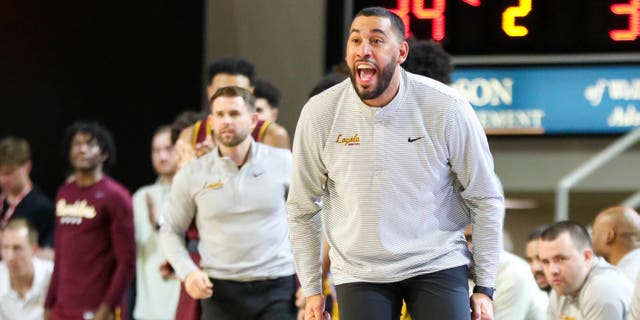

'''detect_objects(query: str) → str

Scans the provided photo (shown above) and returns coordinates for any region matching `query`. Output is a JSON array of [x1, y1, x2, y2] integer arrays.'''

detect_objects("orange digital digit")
[[388, 0, 482, 41], [388, 0, 412, 39], [502, 0, 532, 37], [610, 0, 639, 41], [412, 0, 446, 41]]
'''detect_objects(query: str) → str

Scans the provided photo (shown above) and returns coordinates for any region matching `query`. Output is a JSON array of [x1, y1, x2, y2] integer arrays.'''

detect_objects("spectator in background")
[[538, 220, 632, 320], [0, 218, 53, 320], [401, 37, 453, 84], [525, 225, 551, 292], [161, 86, 296, 319], [591, 205, 640, 283], [632, 274, 640, 320], [0, 137, 55, 259], [132, 125, 181, 320], [253, 77, 281, 123], [45, 121, 135, 320], [206, 56, 290, 149]]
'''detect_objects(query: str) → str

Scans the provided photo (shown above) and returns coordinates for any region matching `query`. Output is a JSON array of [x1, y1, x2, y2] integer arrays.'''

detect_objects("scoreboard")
[[350, 0, 639, 55]]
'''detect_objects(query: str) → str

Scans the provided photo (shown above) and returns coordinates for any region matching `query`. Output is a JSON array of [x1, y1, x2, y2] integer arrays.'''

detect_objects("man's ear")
[[271, 108, 279, 122], [398, 40, 409, 64], [605, 228, 616, 244], [584, 248, 593, 263], [100, 152, 109, 164], [24, 160, 32, 174], [250, 112, 259, 131]]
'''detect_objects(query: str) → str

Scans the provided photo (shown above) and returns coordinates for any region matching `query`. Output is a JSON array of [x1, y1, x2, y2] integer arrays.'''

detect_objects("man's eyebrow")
[[349, 28, 388, 37]]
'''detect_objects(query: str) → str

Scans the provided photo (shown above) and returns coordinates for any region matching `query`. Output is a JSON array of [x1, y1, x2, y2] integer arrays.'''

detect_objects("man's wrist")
[[473, 285, 495, 300]]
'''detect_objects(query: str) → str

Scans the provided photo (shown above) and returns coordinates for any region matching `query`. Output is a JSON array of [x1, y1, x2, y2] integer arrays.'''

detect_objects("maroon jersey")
[[251, 119, 271, 142], [45, 176, 135, 319]]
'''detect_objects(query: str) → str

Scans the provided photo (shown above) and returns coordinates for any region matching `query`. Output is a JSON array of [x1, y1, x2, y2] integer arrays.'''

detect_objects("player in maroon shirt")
[[45, 121, 135, 320]]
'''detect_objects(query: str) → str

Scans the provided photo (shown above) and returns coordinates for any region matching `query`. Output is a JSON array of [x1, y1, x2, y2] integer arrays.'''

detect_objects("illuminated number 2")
[[502, 0, 532, 37], [610, 0, 639, 41]]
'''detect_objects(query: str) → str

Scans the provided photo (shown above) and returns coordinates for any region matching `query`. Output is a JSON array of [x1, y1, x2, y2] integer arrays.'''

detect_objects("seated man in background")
[[591, 205, 640, 283], [525, 225, 552, 293], [0, 218, 54, 320], [539, 220, 632, 319], [632, 273, 640, 320]]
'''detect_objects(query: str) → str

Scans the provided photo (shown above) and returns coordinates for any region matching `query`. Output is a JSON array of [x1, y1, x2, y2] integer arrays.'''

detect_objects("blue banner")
[[451, 65, 640, 134]]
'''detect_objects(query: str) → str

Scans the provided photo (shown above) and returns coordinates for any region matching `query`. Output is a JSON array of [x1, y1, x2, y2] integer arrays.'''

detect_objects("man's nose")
[[356, 42, 372, 58], [533, 260, 543, 272]]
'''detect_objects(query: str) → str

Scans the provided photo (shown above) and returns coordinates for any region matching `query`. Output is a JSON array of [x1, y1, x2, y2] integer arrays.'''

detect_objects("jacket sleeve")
[[102, 189, 136, 308]]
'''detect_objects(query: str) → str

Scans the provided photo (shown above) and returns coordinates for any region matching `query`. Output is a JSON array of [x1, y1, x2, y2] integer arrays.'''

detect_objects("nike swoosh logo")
[[408, 137, 424, 143]]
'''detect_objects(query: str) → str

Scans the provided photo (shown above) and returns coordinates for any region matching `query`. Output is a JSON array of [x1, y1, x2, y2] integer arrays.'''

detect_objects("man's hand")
[[94, 304, 114, 320], [470, 293, 494, 320], [184, 270, 213, 299], [159, 260, 176, 280], [295, 288, 306, 320], [304, 294, 330, 320]]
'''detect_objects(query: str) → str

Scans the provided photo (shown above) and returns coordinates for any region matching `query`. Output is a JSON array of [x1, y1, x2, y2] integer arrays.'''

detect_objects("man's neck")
[[218, 138, 251, 168], [74, 169, 104, 187], [609, 245, 638, 265], [5, 180, 32, 202], [157, 174, 174, 185], [10, 265, 35, 299]]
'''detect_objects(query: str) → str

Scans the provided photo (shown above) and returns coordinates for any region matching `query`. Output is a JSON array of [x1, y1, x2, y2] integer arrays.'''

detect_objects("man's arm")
[[287, 105, 327, 298], [102, 189, 136, 311], [447, 97, 504, 289], [263, 122, 291, 150], [44, 192, 62, 313], [581, 275, 632, 320], [159, 168, 199, 280], [132, 187, 155, 247]]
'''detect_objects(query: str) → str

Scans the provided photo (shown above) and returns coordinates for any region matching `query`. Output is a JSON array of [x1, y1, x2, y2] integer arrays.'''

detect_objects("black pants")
[[336, 265, 470, 320], [200, 275, 297, 320]]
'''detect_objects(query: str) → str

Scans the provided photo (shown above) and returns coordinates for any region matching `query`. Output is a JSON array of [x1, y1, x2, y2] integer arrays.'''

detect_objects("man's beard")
[[215, 130, 248, 148], [350, 57, 396, 101]]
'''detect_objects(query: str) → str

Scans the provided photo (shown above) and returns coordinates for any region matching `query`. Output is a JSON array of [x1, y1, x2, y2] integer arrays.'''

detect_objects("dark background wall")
[[1, 0, 203, 197]]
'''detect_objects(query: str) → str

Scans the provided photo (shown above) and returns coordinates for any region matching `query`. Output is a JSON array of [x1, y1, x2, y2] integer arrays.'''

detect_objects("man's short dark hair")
[[169, 111, 207, 145], [540, 220, 592, 250], [402, 38, 454, 84], [527, 224, 550, 242], [253, 78, 280, 108], [0, 136, 31, 166], [210, 86, 255, 112], [207, 56, 256, 86], [354, 7, 406, 41], [62, 121, 117, 169]]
